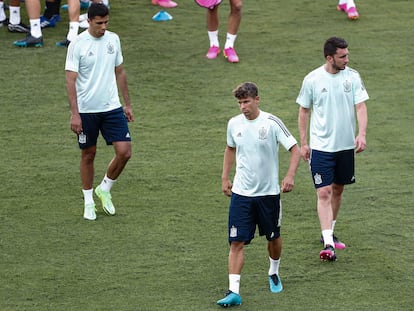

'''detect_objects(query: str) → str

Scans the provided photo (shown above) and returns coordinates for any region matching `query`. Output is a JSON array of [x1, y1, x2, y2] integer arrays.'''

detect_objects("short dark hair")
[[88, 2, 109, 20], [233, 82, 258, 99], [324, 37, 348, 58]]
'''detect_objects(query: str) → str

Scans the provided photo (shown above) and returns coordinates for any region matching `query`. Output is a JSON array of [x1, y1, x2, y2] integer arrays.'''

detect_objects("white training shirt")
[[296, 65, 369, 152], [65, 30, 123, 113], [227, 110, 297, 197]]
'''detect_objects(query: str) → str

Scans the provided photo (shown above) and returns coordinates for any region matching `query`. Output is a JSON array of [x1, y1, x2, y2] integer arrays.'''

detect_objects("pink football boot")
[[152, 0, 178, 8]]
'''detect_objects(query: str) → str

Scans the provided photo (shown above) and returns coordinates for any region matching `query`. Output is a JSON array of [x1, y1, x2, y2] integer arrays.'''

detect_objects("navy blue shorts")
[[78, 107, 131, 149], [228, 193, 282, 245], [309, 149, 355, 188]]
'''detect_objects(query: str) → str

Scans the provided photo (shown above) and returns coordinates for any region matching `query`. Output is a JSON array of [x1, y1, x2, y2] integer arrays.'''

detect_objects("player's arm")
[[221, 145, 236, 197], [355, 102, 368, 153], [298, 106, 310, 161], [115, 64, 134, 122], [281, 144, 301, 193], [66, 70, 82, 135]]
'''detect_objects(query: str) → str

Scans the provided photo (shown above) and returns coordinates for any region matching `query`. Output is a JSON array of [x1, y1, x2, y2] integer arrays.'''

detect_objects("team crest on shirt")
[[258, 127, 268, 140], [343, 80, 352, 93], [314, 173, 322, 185], [107, 42, 115, 54]]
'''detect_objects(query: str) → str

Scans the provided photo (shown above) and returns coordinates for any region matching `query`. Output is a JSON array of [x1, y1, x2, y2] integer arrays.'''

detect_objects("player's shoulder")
[[345, 66, 361, 76], [303, 65, 324, 81], [229, 113, 244, 123], [105, 30, 120, 40], [265, 112, 285, 127]]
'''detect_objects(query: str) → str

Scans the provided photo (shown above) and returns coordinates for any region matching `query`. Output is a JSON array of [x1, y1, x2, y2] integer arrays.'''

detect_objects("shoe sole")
[[218, 303, 241, 307], [320, 250, 337, 261], [14, 43, 43, 47]]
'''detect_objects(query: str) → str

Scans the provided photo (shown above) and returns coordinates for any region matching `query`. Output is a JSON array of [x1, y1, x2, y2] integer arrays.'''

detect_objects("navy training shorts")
[[78, 107, 131, 149], [309, 149, 355, 188], [228, 193, 282, 245]]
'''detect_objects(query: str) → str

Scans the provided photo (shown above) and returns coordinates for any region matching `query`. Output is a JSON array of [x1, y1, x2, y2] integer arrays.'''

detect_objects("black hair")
[[324, 37, 348, 58], [88, 2, 109, 20]]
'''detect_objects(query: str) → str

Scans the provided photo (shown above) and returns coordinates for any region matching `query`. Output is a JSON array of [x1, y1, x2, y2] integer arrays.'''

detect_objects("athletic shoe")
[[40, 14, 61, 28], [217, 290, 242, 307], [223, 47, 239, 63], [206, 46, 220, 59], [320, 234, 346, 249], [8, 22, 30, 33], [320, 245, 337, 261], [13, 35, 43, 47], [61, 1, 90, 10], [0, 18, 8, 28], [269, 274, 283, 293], [152, 0, 178, 8], [83, 203, 97, 220], [95, 185, 116, 215], [337, 3, 359, 20], [56, 39, 71, 47], [346, 7, 359, 20], [337, 3, 347, 12]]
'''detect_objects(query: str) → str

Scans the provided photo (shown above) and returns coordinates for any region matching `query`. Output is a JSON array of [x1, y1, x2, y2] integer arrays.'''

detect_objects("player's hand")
[[124, 106, 134, 122], [70, 113, 82, 135], [300, 144, 310, 161], [222, 179, 233, 197], [281, 176, 294, 193], [355, 135, 366, 153]]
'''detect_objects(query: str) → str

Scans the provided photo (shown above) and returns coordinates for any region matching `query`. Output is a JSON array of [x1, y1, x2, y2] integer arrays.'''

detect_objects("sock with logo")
[[82, 188, 94, 205], [9, 6, 21, 25], [224, 33, 237, 49], [268, 257, 280, 276], [322, 229, 335, 248], [0, 2, 6, 22], [208, 30, 219, 47], [100, 174, 116, 192], [67, 21, 79, 41], [30, 19, 42, 38], [229, 274, 241, 294]]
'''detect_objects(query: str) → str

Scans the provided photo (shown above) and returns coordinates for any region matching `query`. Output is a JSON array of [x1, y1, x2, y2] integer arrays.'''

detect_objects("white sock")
[[268, 257, 280, 276], [331, 220, 337, 232], [9, 6, 21, 25], [229, 274, 241, 294], [208, 30, 219, 47], [338, 0, 347, 5], [322, 229, 335, 248], [224, 33, 237, 49], [30, 19, 42, 38], [82, 189, 94, 205], [100, 174, 116, 192], [347, 0, 356, 8], [0, 2, 6, 22], [67, 21, 79, 41]]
